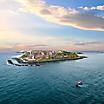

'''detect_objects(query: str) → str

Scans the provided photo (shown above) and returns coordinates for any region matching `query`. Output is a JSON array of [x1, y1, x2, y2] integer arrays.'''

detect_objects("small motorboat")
[[76, 81, 83, 88]]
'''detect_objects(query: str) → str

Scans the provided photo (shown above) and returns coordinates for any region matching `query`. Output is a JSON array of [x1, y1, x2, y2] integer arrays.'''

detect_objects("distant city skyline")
[[0, 0, 104, 51]]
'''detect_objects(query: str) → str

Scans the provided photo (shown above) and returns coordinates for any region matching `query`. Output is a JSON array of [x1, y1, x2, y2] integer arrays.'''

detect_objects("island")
[[8, 50, 87, 66]]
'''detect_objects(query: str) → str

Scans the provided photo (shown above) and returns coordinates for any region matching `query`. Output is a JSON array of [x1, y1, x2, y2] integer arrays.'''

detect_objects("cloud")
[[74, 41, 104, 51], [12, 44, 48, 50], [0, 30, 58, 46], [0, 44, 48, 51], [75, 41, 104, 46], [79, 6, 90, 11], [79, 5, 104, 11], [16, 0, 104, 31]]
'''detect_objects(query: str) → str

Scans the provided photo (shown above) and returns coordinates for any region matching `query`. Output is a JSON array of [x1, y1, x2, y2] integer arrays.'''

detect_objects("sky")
[[0, 0, 104, 51]]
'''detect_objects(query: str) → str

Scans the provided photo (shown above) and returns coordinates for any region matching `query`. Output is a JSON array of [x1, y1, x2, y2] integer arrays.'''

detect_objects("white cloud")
[[79, 6, 90, 11], [16, 0, 104, 31], [79, 5, 104, 11], [75, 41, 104, 51]]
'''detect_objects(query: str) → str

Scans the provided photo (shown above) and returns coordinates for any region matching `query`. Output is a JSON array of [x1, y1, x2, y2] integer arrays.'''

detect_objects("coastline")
[[12, 56, 87, 66], [34, 56, 87, 63], [7, 50, 87, 66]]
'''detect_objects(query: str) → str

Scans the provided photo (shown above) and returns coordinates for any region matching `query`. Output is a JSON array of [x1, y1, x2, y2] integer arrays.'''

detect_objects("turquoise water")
[[0, 52, 104, 104]]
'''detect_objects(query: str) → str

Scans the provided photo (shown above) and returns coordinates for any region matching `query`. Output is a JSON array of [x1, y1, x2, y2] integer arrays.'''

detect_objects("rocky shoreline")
[[7, 56, 87, 66]]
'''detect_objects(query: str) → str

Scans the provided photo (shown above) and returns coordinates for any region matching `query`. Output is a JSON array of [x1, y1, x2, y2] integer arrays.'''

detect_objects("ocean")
[[0, 52, 104, 104]]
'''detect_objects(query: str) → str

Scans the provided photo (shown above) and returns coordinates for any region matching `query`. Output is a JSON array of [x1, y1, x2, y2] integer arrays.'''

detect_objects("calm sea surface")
[[0, 52, 104, 104]]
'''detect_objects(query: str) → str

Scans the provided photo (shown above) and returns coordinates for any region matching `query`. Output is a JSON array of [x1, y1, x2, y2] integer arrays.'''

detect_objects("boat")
[[76, 81, 83, 88]]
